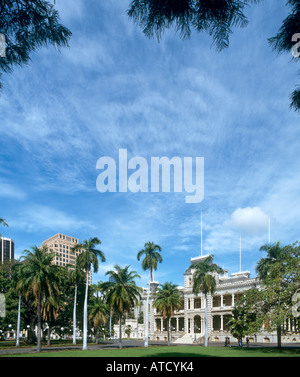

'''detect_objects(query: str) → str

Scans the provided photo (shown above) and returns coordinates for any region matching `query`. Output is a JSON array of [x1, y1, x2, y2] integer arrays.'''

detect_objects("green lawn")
[[2, 345, 300, 357]]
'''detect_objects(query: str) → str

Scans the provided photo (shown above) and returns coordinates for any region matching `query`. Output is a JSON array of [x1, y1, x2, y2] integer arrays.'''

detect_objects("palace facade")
[[134, 254, 299, 345]]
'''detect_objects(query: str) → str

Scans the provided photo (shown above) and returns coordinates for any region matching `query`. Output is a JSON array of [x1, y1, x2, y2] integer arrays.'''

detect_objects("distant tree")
[[0, 0, 71, 88], [191, 255, 223, 346], [128, 0, 300, 113], [88, 296, 109, 344], [103, 265, 142, 349], [137, 241, 162, 282], [255, 241, 300, 348], [227, 301, 257, 346], [125, 324, 132, 339], [152, 281, 182, 345], [16, 245, 60, 352]]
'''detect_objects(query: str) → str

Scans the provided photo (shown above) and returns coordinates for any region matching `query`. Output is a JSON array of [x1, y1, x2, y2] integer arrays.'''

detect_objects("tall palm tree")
[[256, 242, 288, 280], [103, 264, 142, 349], [192, 255, 223, 347], [16, 245, 60, 352], [88, 296, 109, 344], [137, 241, 162, 347], [68, 258, 85, 345], [137, 242, 162, 282], [0, 218, 8, 251], [12, 260, 23, 347], [256, 241, 289, 348], [153, 282, 182, 345], [0, 218, 8, 227], [71, 237, 105, 350]]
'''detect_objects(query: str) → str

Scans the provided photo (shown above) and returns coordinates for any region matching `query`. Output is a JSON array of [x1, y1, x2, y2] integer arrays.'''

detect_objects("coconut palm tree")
[[0, 218, 8, 251], [137, 242, 162, 282], [68, 259, 85, 345], [0, 218, 8, 227], [256, 242, 288, 280], [192, 255, 223, 347], [256, 241, 289, 348], [153, 282, 182, 345], [71, 237, 105, 350], [88, 296, 109, 344], [137, 241, 162, 347], [16, 245, 60, 352], [103, 264, 142, 349], [12, 260, 23, 347]]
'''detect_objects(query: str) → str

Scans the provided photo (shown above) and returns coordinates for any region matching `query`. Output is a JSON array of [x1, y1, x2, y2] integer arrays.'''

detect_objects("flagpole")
[[239, 236, 242, 273], [268, 216, 271, 247], [201, 210, 203, 256]]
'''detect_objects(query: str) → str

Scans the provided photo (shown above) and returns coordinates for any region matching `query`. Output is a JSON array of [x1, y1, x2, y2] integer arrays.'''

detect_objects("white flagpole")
[[239, 236, 242, 273], [268, 216, 271, 246], [201, 210, 203, 256]]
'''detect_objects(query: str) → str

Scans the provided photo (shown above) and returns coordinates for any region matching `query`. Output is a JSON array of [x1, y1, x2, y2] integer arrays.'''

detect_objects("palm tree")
[[256, 242, 288, 280], [137, 242, 162, 282], [137, 241, 162, 347], [153, 282, 182, 345], [103, 264, 142, 349], [192, 255, 223, 347], [16, 245, 60, 352], [0, 218, 8, 252], [68, 259, 85, 345], [256, 241, 289, 348], [0, 218, 8, 227], [71, 237, 105, 350], [88, 297, 109, 344], [12, 260, 23, 347]]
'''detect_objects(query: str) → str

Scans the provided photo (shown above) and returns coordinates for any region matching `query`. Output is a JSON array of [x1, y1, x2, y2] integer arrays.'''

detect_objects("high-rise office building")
[[43, 233, 92, 284], [0, 237, 15, 263]]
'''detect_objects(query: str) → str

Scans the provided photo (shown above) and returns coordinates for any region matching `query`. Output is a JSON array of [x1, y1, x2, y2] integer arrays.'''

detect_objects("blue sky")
[[0, 0, 299, 288]]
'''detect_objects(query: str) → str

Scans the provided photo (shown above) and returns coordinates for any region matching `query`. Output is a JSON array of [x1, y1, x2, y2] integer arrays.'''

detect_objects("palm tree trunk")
[[83, 269, 89, 350], [204, 294, 208, 347], [73, 283, 77, 345], [16, 295, 21, 347], [37, 294, 42, 352], [47, 326, 51, 346], [119, 313, 122, 349], [167, 318, 170, 346], [95, 326, 99, 344]]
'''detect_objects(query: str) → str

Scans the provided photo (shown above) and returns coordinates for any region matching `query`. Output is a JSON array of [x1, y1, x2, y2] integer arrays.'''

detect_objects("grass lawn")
[[1, 345, 300, 357]]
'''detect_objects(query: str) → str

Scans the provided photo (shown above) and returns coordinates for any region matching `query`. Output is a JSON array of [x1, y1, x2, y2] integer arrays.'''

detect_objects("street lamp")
[[144, 281, 158, 347]]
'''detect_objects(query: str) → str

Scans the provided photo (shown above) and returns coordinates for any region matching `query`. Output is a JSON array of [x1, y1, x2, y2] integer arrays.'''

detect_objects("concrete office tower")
[[0, 237, 15, 263], [43, 233, 92, 284]]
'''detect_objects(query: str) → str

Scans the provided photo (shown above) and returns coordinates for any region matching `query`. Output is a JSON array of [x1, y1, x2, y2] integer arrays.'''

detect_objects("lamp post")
[[144, 280, 158, 347]]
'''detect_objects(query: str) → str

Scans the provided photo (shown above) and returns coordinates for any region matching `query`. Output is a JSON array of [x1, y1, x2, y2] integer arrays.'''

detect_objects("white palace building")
[[126, 254, 300, 345]]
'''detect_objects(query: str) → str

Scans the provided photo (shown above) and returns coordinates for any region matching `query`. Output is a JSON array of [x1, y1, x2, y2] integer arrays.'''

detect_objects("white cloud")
[[224, 207, 269, 236]]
